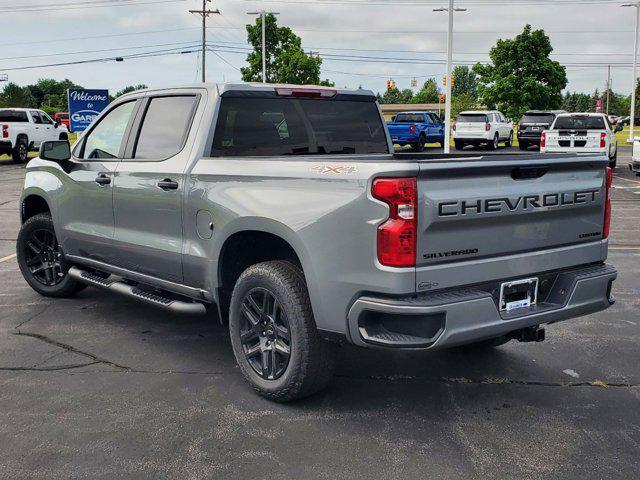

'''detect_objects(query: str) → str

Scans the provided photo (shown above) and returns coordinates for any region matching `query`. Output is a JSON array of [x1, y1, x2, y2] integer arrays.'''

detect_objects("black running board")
[[68, 267, 207, 316]]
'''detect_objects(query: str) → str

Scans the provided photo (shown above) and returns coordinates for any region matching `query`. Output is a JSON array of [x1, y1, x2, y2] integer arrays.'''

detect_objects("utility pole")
[[606, 64, 611, 115], [247, 10, 279, 83], [189, 0, 220, 83], [622, 3, 640, 142], [434, 1, 467, 154]]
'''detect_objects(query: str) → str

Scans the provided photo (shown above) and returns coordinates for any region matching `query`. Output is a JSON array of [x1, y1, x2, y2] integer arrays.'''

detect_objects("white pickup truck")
[[541, 113, 621, 168], [0, 108, 69, 163]]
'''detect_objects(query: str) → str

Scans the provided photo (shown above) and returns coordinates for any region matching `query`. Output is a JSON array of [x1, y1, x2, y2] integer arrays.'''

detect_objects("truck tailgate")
[[415, 156, 608, 290], [387, 123, 411, 137]]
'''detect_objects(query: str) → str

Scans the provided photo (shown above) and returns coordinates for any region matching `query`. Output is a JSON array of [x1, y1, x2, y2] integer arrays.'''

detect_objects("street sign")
[[67, 88, 109, 133]]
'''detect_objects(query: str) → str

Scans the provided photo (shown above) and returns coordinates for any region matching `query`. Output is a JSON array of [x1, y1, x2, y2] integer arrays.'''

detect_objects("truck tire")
[[229, 260, 336, 402], [59, 133, 68, 141], [412, 134, 426, 152], [489, 133, 499, 150], [11, 137, 28, 164], [519, 141, 529, 151], [454, 140, 464, 151], [16, 213, 86, 298], [609, 150, 617, 169]]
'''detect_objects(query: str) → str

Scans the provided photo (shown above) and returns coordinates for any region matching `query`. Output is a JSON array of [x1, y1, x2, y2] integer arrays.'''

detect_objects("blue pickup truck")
[[387, 111, 445, 151]]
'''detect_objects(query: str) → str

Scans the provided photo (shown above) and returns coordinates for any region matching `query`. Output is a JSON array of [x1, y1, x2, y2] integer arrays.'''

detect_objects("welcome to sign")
[[67, 88, 110, 132]]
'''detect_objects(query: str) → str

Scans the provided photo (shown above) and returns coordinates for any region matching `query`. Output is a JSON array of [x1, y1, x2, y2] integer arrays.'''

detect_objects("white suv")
[[453, 110, 513, 150]]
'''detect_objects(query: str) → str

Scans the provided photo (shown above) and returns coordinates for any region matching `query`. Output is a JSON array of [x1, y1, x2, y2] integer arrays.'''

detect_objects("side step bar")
[[68, 267, 207, 316]]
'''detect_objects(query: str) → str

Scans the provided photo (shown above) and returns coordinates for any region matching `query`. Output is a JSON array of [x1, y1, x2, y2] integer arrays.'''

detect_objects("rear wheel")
[[489, 133, 499, 150], [609, 149, 617, 169], [59, 133, 68, 141], [454, 140, 464, 151], [412, 134, 426, 152], [229, 261, 336, 402], [519, 141, 529, 151], [12, 137, 28, 164], [16, 213, 85, 297], [505, 131, 513, 148]]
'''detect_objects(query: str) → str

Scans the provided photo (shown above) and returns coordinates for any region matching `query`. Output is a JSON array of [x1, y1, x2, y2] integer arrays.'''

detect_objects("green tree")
[[452, 93, 478, 118], [26, 78, 83, 112], [115, 84, 148, 97], [0, 82, 35, 108], [412, 78, 439, 104], [451, 65, 478, 99], [241, 14, 332, 85], [473, 25, 567, 120], [376, 88, 414, 104]]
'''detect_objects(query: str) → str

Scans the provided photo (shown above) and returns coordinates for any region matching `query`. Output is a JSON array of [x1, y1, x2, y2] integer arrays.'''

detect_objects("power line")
[[0, 0, 187, 12]]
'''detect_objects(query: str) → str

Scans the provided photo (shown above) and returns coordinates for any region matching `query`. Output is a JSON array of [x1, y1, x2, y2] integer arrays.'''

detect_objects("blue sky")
[[2, 0, 638, 97]]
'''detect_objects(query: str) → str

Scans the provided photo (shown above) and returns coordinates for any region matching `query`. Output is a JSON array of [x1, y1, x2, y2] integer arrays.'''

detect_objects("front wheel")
[[229, 261, 336, 402], [16, 213, 86, 297]]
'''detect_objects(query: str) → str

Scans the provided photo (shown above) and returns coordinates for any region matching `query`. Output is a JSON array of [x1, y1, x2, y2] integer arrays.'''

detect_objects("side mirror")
[[54, 120, 60, 128], [39, 140, 71, 162], [615, 124, 624, 133]]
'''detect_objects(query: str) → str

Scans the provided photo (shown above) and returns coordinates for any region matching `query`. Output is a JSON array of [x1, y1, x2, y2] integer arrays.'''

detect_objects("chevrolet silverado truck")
[[541, 112, 622, 168], [387, 111, 445, 151], [17, 83, 617, 401], [0, 108, 69, 163]]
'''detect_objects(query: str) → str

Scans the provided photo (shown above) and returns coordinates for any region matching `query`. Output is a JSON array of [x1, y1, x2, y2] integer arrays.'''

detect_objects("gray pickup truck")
[[17, 83, 617, 401]]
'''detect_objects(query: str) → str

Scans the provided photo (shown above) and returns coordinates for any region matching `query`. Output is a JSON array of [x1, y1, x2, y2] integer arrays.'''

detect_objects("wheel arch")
[[21, 193, 52, 224], [215, 221, 312, 323]]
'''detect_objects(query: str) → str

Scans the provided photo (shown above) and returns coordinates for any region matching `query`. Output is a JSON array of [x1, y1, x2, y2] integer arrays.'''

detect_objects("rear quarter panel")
[[183, 156, 419, 336]]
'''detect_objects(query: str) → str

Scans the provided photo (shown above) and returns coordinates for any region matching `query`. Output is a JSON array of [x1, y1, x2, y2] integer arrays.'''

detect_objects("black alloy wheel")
[[239, 287, 292, 380], [23, 228, 64, 286]]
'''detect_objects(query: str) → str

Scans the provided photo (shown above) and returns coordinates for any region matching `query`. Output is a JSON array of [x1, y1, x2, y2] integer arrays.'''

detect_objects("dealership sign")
[[67, 89, 109, 132]]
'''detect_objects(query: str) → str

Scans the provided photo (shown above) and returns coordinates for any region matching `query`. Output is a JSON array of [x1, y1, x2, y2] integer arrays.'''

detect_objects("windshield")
[[212, 96, 389, 156], [0, 110, 28, 122], [520, 114, 555, 125], [457, 114, 488, 123], [553, 116, 606, 130], [394, 114, 425, 123]]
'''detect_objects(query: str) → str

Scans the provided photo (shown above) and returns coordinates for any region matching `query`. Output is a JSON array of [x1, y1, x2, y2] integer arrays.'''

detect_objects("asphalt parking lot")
[[0, 149, 639, 479]]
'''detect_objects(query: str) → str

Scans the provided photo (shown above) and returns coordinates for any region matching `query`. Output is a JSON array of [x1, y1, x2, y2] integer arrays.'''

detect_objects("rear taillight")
[[540, 131, 546, 148], [603, 167, 612, 239], [409, 124, 415, 135], [485, 123, 491, 131], [600, 132, 606, 149], [2, 125, 7, 138], [372, 177, 417, 268]]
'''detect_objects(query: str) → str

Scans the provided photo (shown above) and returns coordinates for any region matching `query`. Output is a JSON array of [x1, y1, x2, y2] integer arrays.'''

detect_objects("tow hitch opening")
[[510, 326, 546, 343]]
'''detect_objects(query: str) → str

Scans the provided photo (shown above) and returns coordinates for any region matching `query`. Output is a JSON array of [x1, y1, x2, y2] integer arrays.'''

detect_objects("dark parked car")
[[517, 110, 566, 150]]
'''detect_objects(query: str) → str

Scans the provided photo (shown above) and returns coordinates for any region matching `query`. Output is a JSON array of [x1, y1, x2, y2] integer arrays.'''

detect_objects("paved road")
[[0, 151, 638, 479]]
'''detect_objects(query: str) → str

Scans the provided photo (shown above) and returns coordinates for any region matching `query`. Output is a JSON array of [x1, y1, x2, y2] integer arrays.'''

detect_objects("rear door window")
[[132, 96, 197, 160], [0, 110, 28, 122], [30, 111, 43, 124], [212, 96, 388, 156]]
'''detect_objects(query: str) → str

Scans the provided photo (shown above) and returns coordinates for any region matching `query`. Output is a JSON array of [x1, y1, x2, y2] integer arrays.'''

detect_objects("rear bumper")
[[542, 146, 608, 155], [453, 133, 493, 142], [347, 263, 616, 349], [0, 140, 13, 150], [518, 134, 542, 144], [390, 134, 419, 144]]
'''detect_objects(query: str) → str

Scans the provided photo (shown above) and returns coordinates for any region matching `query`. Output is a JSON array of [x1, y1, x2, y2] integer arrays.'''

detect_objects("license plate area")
[[499, 277, 539, 312]]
